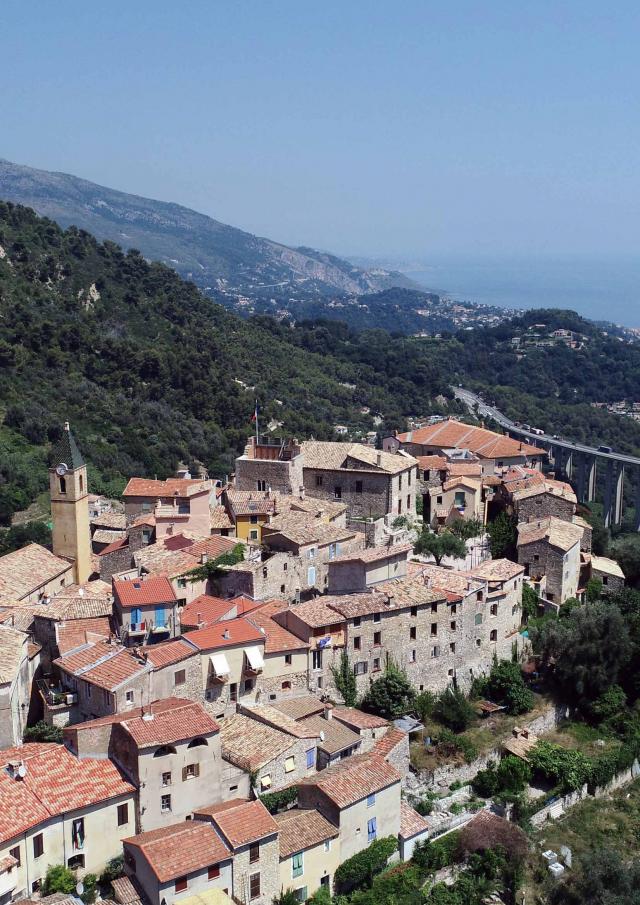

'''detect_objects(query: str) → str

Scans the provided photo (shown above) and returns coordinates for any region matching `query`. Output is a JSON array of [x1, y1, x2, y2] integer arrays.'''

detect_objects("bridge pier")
[[603, 460, 625, 528], [635, 477, 640, 532], [574, 454, 597, 503]]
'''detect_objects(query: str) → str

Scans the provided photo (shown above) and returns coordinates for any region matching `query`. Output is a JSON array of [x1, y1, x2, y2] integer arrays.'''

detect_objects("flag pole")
[[255, 400, 259, 443]]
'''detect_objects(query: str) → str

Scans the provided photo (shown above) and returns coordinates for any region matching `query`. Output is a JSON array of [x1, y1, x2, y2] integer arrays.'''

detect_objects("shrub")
[[259, 786, 298, 814], [333, 836, 398, 895], [458, 813, 528, 864], [483, 659, 534, 715], [434, 686, 476, 732], [436, 727, 477, 762], [99, 855, 124, 886], [23, 721, 63, 743], [414, 690, 436, 723], [412, 831, 462, 872], [589, 685, 627, 723], [472, 755, 532, 800], [528, 741, 591, 792]]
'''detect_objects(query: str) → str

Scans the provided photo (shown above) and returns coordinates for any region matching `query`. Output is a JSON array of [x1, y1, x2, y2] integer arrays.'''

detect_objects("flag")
[[251, 401, 259, 423]]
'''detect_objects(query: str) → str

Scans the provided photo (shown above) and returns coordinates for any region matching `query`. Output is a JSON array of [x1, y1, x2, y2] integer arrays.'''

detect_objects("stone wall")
[[303, 468, 394, 521], [217, 552, 302, 602], [529, 785, 589, 827], [254, 736, 317, 793], [232, 835, 280, 905], [99, 543, 133, 581], [516, 493, 575, 524]]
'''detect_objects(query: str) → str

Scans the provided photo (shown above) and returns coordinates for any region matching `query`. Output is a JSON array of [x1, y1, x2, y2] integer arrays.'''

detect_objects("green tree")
[[361, 661, 416, 719], [181, 544, 245, 583], [486, 512, 518, 560], [41, 866, 97, 904], [590, 685, 627, 723], [414, 690, 436, 723], [0, 521, 51, 555], [450, 517, 483, 541], [331, 650, 358, 707], [586, 577, 604, 602], [414, 529, 467, 565], [23, 721, 63, 743], [532, 602, 632, 708], [522, 583, 540, 622], [483, 659, 534, 715], [434, 686, 475, 732], [528, 741, 591, 792], [472, 755, 532, 799], [610, 535, 640, 586]]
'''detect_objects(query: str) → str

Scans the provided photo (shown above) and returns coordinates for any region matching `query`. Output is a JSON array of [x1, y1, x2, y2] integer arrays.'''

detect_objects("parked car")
[[522, 424, 531, 431], [598, 445, 613, 454]]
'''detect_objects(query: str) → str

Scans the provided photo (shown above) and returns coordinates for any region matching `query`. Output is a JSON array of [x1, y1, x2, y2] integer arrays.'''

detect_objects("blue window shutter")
[[131, 607, 142, 625]]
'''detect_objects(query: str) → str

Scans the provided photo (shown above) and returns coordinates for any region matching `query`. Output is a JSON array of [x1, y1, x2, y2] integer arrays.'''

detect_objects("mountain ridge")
[[0, 158, 415, 299]]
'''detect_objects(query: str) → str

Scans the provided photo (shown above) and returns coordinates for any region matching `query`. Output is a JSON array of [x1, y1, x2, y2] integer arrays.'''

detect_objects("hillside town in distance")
[[0, 415, 628, 905]]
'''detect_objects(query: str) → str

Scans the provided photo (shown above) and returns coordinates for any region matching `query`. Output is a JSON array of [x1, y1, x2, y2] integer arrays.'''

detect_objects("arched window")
[[187, 737, 208, 749], [79, 474, 84, 492], [153, 745, 177, 758], [59, 476, 67, 494]]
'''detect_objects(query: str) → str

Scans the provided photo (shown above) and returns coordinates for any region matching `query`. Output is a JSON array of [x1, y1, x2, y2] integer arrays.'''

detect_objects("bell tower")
[[49, 422, 92, 585]]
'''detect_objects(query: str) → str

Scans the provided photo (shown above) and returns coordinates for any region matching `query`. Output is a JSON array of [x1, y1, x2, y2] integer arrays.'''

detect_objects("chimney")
[[223, 629, 230, 640], [376, 452, 382, 466], [324, 703, 333, 721], [201, 553, 209, 565], [512, 726, 521, 738], [197, 612, 202, 623], [64, 421, 70, 432], [299, 486, 305, 501]]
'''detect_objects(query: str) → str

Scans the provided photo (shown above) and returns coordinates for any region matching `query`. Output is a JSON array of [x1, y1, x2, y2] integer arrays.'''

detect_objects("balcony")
[[310, 629, 345, 650], [37, 679, 76, 713], [0, 863, 17, 898], [129, 621, 147, 634]]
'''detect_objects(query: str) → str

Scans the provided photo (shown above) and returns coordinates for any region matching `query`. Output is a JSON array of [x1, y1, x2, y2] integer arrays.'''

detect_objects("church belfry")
[[49, 422, 92, 585]]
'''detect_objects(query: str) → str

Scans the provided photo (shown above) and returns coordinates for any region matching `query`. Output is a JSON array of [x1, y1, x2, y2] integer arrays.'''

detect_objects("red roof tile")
[[114, 700, 219, 748], [113, 576, 176, 608], [332, 707, 389, 731], [194, 798, 278, 849], [123, 478, 211, 498], [183, 616, 265, 651], [398, 420, 545, 461], [297, 754, 400, 808], [373, 728, 407, 759], [180, 595, 235, 630], [139, 639, 195, 668], [124, 821, 230, 881], [400, 800, 430, 839], [54, 642, 147, 691], [274, 808, 338, 857], [56, 617, 113, 655], [248, 610, 309, 653]]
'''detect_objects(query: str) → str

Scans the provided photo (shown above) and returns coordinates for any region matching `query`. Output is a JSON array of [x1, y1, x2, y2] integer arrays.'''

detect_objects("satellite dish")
[[75, 882, 84, 896], [17, 764, 27, 779]]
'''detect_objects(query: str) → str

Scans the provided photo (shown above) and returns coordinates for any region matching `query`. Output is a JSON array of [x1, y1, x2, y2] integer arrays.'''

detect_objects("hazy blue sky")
[[2, 1, 639, 257]]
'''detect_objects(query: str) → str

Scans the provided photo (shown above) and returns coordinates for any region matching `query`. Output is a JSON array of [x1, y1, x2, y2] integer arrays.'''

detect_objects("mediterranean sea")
[[406, 255, 640, 329]]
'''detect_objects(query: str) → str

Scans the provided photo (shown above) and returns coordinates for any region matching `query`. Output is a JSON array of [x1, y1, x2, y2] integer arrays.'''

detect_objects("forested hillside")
[[0, 203, 450, 523]]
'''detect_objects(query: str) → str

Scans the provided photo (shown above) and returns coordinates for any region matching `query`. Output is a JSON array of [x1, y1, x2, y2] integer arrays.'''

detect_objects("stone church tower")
[[49, 422, 92, 585]]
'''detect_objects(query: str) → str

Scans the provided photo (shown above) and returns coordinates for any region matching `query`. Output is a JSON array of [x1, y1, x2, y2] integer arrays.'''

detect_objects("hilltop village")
[[0, 419, 629, 905]]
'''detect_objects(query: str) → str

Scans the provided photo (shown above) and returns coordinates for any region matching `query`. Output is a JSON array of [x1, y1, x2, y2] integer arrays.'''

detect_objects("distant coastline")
[[404, 254, 640, 330]]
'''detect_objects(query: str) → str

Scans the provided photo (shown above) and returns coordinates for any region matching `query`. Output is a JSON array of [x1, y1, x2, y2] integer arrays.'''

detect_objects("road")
[[453, 386, 640, 468]]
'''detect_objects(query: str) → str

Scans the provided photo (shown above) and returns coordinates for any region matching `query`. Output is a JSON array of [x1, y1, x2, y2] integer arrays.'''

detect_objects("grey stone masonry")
[[232, 835, 280, 905]]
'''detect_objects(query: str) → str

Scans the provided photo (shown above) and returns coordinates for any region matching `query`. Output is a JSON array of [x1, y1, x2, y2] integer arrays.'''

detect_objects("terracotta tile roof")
[[91, 512, 127, 530], [123, 478, 211, 498], [470, 559, 524, 582], [97, 537, 129, 556], [502, 729, 539, 760], [241, 704, 320, 739], [326, 592, 391, 619], [54, 641, 148, 691], [219, 713, 294, 771], [399, 800, 430, 839], [375, 573, 450, 609], [517, 517, 583, 552], [0, 603, 50, 633], [446, 462, 483, 477], [274, 808, 338, 857], [210, 505, 233, 529], [248, 609, 309, 653], [124, 821, 230, 881], [139, 638, 196, 668], [398, 419, 545, 462], [194, 798, 278, 848], [183, 616, 265, 651], [396, 564, 483, 597], [93, 529, 127, 546], [0, 626, 28, 684], [180, 595, 235, 630], [111, 876, 141, 905], [0, 743, 134, 842], [442, 476, 481, 492], [0, 544, 72, 601], [38, 591, 114, 620], [278, 495, 347, 521], [116, 700, 219, 748], [373, 727, 408, 759], [299, 714, 361, 755], [298, 754, 401, 808], [512, 479, 576, 504], [225, 489, 279, 516], [332, 708, 389, 731], [272, 695, 325, 721], [282, 599, 346, 629], [56, 616, 113, 655], [416, 455, 447, 471], [264, 519, 356, 548], [134, 535, 240, 579], [113, 576, 176, 608], [330, 544, 412, 566], [301, 440, 416, 474]]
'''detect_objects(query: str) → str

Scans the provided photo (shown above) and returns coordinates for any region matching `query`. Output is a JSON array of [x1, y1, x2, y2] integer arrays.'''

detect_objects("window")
[[174, 669, 186, 686], [58, 476, 67, 494], [312, 650, 323, 670], [283, 562, 288, 571], [410, 606, 417, 617], [354, 661, 368, 676], [410, 649, 416, 662], [125, 690, 134, 705], [367, 817, 377, 842], [162, 771, 172, 787], [33, 834, 44, 859], [284, 654, 292, 665], [317, 676, 323, 689], [315, 475, 323, 487], [450, 642, 456, 653], [533, 553, 540, 562], [31, 881, 41, 894], [79, 474, 84, 492], [476, 591, 483, 601], [450, 621, 456, 631], [334, 486, 342, 500], [263, 567, 268, 579], [260, 775, 272, 790], [373, 612, 381, 624], [175, 876, 188, 892], [281, 679, 292, 691], [208, 865, 220, 880], [308, 547, 316, 560], [431, 646, 440, 659], [324, 840, 331, 852], [307, 566, 316, 585], [285, 756, 295, 773], [161, 794, 171, 812], [155, 605, 166, 628], [281, 584, 286, 594], [154, 744, 177, 757], [250, 515, 259, 524], [399, 474, 403, 490], [430, 622, 438, 637], [476, 638, 482, 647], [353, 616, 361, 627], [373, 631, 381, 646], [431, 602, 438, 613], [474, 613, 483, 625], [367, 793, 376, 808], [490, 604, 498, 617], [250, 873, 261, 899], [454, 492, 466, 508], [183, 763, 200, 780], [355, 480, 363, 494], [250, 843, 260, 864], [436, 495, 443, 504], [295, 887, 307, 903], [407, 494, 411, 508], [490, 630, 498, 642], [257, 480, 267, 492], [9, 846, 20, 867], [353, 636, 361, 650], [329, 543, 336, 560], [373, 657, 381, 672], [250, 530, 259, 541], [72, 818, 85, 850], [177, 578, 187, 589], [117, 803, 129, 826], [245, 679, 255, 693], [306, 749, 315, 769], [451, 604, 457, 615], [292, 852, 304, 878]]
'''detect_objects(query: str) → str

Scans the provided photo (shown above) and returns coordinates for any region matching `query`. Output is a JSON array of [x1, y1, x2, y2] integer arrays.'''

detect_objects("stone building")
[[296, 754, 402, 861], [300, 441, 418, 521], [113, 576, 178, 646], [122, 476, 214, 537], [234, 436, 304, 496], [0, 543, 73, 606], [510, 478, 577, 524], [194, 799, 280, 905], [65, 697, 223, 832], [517, 517, 584, 604], [122, 821, 233, 905], [222, 489, 278, 545], [49, 423, 93, 585], [331, 708, 390, 754], [426, 475, 483, 527], [216, 552, 301, 603], [0, 625, 38, 748], [327, 544, 412, 594], [246, 603, 310, 702], [590, 555, 625, 595]]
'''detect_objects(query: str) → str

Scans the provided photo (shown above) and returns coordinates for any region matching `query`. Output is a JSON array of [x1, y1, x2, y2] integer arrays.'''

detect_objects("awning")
[[210, 653, 230, 676], [244, 645, 264, 670]]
